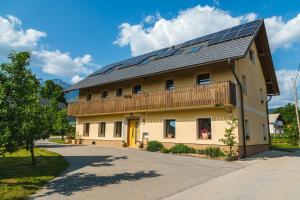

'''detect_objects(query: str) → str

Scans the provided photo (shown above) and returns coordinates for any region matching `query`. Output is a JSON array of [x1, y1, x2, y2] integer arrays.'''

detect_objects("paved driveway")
[[32, 140, 243, 200]]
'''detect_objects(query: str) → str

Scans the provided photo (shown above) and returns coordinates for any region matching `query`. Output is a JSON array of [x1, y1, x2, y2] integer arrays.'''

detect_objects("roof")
[[268, 113, 281, 123], [65, 19, 279, 95]]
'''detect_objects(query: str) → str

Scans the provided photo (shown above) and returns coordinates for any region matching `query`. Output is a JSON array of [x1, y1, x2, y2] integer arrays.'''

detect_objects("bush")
[[161, 147, 170, 153], [146, 141, 164, 152], [169, 144, 196, 154], [197, 147, 225, 158]]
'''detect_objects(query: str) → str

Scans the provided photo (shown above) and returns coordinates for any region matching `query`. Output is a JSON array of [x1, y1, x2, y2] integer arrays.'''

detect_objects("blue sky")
[[1, 0, 300, 107]]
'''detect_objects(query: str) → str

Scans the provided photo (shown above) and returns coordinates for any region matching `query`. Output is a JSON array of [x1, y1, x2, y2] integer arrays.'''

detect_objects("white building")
[[269, 113, 284, 134]]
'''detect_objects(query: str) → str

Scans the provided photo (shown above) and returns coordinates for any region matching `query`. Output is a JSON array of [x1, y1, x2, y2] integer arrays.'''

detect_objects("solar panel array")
[[89, 19, 261, 77]]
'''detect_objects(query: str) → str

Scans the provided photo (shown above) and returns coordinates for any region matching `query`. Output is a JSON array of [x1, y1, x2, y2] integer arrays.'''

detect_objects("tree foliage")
[[41, 80, 66, 103]]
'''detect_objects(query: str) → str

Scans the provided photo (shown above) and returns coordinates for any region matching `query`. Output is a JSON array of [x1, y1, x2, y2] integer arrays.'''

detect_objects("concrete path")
[[32, 141, 300, 200], [32, 140, 243, 200]]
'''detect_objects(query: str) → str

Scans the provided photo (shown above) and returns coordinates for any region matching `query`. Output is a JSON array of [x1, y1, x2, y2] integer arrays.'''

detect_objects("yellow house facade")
[[66, 19, 279, 157]]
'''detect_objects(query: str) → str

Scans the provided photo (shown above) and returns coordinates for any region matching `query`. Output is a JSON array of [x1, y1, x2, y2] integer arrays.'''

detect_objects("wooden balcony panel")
[[68, 81, 236, 116]]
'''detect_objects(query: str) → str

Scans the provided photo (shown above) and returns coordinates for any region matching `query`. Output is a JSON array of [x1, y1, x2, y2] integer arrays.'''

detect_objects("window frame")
[[101, 90, 108, 99], [242, 74, 248, 95], [83, 123, 90, 137], [164, 119, 176, 139], [197, 118, 212, 140], [116, 88, 123, 97], [98, 122, 106, 137], [245, 119, 250, 140], [165, 79, 175, 90], [259, 88, 264, 104], [132, 84, 142, 94], [249, 50, 255, 64], [262, 123, 267, 141], [196, 73, 211, 85], [86, 94, 92, 101], [114, 121, 123, 138]]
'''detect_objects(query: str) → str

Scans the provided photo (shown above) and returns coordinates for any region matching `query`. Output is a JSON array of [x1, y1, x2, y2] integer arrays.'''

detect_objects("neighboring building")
[[65, 19, 279, 156], [269, 113, 284, 134]]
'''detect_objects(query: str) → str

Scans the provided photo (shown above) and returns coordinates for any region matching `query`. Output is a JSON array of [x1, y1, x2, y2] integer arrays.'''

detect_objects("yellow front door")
[[128, 120, 138, 147]]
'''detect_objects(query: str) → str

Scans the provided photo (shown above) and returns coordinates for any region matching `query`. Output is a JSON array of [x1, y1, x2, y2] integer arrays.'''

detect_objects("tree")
[[53, 109, 69, 140], [0, 51, 52, 164], [219, 116, 238, 160], [41, 80, 66, 103]]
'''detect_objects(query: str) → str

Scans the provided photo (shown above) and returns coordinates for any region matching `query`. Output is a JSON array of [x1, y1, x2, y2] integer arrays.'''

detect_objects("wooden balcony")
[[68, 81, 236, 116]]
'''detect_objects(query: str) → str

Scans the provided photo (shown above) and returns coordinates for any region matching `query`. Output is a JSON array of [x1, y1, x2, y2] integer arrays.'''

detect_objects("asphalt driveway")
[[32, 140, 244, 200]]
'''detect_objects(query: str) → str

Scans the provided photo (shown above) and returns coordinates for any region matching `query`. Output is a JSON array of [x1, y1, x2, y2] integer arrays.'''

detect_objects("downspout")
[[228, 59, 247, 158], [266, 96, 272, 150]]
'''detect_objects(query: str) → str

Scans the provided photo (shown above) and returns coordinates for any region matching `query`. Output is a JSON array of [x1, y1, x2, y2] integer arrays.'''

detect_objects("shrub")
[[161, 147, 170, 153], [197, 147, 225, 158], [146, 141, 164, 152], [169, 144, 196, 154]]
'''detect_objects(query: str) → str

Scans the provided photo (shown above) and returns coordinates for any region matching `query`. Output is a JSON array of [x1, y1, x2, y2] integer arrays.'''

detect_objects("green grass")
[[0, 148, 69, 200], [272, 143, 300, 149], [48, 138, 65, 144]]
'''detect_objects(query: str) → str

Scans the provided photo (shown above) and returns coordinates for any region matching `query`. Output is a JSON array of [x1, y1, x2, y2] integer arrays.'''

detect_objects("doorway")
[[127, 119, 139, 147]]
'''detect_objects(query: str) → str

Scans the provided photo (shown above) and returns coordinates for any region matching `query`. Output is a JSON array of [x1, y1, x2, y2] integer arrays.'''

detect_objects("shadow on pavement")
[[240, 149, 300, 161], [35, 170, 160, 197]]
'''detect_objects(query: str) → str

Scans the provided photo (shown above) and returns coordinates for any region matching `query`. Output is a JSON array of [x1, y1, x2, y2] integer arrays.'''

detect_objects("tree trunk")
[[30, 143, 36, 165]]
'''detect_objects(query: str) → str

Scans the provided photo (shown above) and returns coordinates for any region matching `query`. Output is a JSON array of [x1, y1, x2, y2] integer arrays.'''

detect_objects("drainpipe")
[[266, 96, 272, 150], [228, 59, 247, 158]]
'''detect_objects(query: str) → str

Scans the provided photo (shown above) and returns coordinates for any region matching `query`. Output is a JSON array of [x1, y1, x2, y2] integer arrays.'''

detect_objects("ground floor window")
[[98, 122, 106, 137], [198, 118, 212, 139], [245, 119, 250, 140], [262, 123, 267, 141], [83, 123, 90, 137], [165, 119, 176, 138], [114, 121, 122, 137]]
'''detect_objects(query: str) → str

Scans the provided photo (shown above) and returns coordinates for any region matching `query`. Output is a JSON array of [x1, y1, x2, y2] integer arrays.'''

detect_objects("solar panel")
[[236, 26, 257, 37], [154, 48, 179, 60], [243, 20, 260, 29], [201, 33, 216, 42], [174, 48, 184, 55], [228, 24, 244, 32], [207, 35, 224, 46], [214, 28, 230, 37], [221, 31, 239, 42], [89, 62, 122, 76]]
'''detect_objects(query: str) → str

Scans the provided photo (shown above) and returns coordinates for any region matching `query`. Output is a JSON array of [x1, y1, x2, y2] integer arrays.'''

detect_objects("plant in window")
[[219, 116, 238, 160]]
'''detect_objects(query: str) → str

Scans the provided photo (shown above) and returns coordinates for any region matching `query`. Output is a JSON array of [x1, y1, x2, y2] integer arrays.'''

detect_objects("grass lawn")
[[0, 148, 69, 200], [272, 143, 299, 149], [48, 138, 65, 144]]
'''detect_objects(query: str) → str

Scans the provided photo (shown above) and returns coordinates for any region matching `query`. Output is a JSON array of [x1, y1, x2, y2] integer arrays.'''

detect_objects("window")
[[242, 75, 247, 95], [83, 123, 90, 137], [245, 119, 250, 140], [262, 123, 267, 141], [116, 88, 123, 97], [132, 84, 142, 94], [196, 73, 211, 85], [166, 79, 175, 90], [260, 88, 264, 104], [98, 122, 106, 137], [188, 46, 202, 53], [114, 121, 122, 137], [165, 119, 176, 138], [101, 91, 108, 99], [249, 50, 255, 64], [198, 118, 212, 139], [86, 94, 92, 101]]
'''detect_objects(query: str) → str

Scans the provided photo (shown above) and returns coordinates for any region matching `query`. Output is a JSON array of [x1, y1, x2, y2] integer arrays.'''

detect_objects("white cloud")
[[265, 14, 300, 51], [32, 50, 95, 78], [269, 69, 300, 108], [71, 74, 84, 84], [114, 5, 300, 56], [0, 15, 46, 55]]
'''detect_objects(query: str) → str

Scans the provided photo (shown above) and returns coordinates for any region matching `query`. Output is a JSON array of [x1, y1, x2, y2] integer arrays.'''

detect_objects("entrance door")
[[128, 120, 139, 147]]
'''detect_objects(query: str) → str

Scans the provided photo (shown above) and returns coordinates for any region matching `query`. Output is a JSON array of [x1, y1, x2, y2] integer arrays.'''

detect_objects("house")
[[269, 113, 284, 134], [65, 19, 279, 157]]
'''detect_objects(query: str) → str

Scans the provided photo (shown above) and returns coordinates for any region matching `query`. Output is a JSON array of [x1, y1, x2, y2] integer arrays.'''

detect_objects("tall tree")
[[41, 80, 66, 103]]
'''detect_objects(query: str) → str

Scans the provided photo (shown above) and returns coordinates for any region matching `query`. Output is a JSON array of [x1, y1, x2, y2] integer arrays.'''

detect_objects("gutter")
[[228, 59, 247, 158], [266, 96, 273, 150]]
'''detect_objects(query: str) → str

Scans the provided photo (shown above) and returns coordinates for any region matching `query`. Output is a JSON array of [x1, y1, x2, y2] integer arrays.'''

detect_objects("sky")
[[1, 0, 300, 107]]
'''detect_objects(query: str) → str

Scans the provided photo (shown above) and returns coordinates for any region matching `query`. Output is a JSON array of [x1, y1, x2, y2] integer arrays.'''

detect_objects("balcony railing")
[[68, 81, 236, 116]]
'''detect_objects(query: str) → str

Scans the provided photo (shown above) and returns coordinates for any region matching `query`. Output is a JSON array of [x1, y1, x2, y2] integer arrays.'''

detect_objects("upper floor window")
[[196, 73, 211, 85], [242, 75, 247, 95], [101, 91, 108, 99], [132, 84, 142, 94], [198, 118, 212, 139], [166, 79, 175, 90], [259, 88, 264, 104], [116, 88, 123, 97], [262, 123, 267, 141], [83, 123, 90, 137], [86, 94, 92, 101], [114, 121, 122, 137], [165, 119, 176, 138], [98, 122, 106, 137], [245, 119, 250, 140], [249, 50, 255, 64]]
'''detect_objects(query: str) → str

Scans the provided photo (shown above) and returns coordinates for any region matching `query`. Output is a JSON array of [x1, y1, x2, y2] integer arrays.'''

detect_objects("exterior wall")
[[78, 61, 235, 102], [236, 42, 269, 147], [75, 108, 238, 147]]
